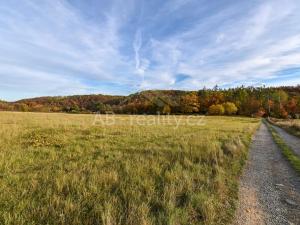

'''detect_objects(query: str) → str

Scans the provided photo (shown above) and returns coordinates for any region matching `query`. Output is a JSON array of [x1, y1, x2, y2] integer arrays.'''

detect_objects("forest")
[[1, 86, 300, 118]]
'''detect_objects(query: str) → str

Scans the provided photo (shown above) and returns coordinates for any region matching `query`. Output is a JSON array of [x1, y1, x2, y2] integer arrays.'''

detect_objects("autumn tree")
[[180, 93, 200, 113], [280, 107, 289, 118], [208, 104, 225, 115], [162, 105, 171, 114], [247, 97, 262, 116], [222, 102, 238, 115], [286, 98, 298, 117], [254, 108, 266, 117], [270, 90, 288, 116], [14, 103, 29, 112]]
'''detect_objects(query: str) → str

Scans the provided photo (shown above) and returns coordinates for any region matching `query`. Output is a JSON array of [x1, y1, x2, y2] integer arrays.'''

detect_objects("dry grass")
[[0, 112, 260, 225]]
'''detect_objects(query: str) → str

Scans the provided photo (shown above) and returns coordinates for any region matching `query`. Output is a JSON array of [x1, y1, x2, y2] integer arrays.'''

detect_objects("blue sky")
[[0, 0, 300, 101]]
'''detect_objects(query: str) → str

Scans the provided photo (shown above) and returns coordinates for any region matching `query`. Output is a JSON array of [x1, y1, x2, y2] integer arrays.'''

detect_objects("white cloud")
[[0, 0, 138, 100], [139, 0, 300, 90], [133, 29, 143, 75]]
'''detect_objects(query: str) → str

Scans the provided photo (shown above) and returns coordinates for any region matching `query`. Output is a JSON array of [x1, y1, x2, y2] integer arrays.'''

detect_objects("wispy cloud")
[[133, 29, 143, 74], [139, 0, 300, 90], [0, 0, 136, 100]]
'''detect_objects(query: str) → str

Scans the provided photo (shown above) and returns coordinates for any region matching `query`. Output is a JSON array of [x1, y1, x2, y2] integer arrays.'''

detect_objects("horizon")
[[1, 84, 299, 103], [1, 0, 300, 101]]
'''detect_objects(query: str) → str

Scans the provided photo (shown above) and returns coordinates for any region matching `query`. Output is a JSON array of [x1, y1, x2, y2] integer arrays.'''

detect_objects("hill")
[[1, 86, 300, 118]]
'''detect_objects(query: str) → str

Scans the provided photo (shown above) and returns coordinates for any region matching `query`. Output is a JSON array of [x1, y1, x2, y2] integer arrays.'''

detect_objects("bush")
[[162, 105, 171, 114], [254, 108, 266, 117], [223, 102, 238, 115], [208, 104, 225, 115]]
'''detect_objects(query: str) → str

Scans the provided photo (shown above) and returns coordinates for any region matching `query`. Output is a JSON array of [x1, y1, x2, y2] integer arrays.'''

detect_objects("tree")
[[162, 105, 171, 114], [266, 99, 274, 116], [222, 102, 238, 115], [94, 102, 107, 113], [272, 90, 289, 116], [70, 105, 80, 113], [180, 93, 200, 113], [254, 108, 266, 117], [276, 90, 289, 103], [280, 106, 288, 119], [286, 98, 297, 117], [14, 103, 29, 112], [247, 97, 262, 116], [208, 104, 225, 115]]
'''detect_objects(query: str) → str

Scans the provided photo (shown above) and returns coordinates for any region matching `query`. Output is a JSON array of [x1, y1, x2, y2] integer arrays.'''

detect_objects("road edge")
[[265, 120, 300, 174]]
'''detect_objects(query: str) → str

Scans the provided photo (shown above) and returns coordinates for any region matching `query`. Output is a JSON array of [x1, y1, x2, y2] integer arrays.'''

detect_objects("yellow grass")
[[0, 112, 260, 225]]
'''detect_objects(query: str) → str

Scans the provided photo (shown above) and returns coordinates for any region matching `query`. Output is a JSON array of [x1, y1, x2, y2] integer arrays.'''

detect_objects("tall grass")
[[0, 112, 260, 225]]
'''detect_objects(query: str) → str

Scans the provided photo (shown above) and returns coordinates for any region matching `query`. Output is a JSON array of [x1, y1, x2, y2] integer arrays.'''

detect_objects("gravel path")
[[233, 123, 300, 225], [271, 124, 300, 157]]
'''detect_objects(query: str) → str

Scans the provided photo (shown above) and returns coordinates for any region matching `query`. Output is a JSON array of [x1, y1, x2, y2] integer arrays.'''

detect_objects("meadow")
[[0, 112, 260, 225]]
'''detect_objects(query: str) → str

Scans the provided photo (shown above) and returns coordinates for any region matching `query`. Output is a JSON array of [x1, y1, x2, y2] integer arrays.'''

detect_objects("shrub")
[[208, 104, 225, 115], [254, 108, 266, 117], [222, 102, 238, 115], [162, 105, 171, 114]]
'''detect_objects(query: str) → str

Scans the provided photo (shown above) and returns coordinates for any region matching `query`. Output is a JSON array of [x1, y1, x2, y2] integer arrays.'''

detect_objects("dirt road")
[[233, 123, 300, 225], [270, 124, 300, 157]]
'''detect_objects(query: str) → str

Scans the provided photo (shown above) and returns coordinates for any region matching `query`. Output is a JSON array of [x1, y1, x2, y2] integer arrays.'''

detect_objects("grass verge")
[[265, 120, 300, 174]]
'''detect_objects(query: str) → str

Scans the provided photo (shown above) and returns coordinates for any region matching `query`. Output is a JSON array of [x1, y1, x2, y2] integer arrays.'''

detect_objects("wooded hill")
[[1, 86, 300, 118]]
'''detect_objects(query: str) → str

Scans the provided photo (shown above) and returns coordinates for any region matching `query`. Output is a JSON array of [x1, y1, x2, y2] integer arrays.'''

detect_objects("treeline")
[[1, 86, 300, 118]]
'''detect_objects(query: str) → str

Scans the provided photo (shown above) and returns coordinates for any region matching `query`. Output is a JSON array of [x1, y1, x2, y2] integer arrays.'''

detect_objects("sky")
[[0, 0, 300, 101]]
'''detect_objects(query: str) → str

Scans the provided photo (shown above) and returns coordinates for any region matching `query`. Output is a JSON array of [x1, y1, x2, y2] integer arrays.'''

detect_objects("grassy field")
[[268, 118, 300, 138], [0, 112, 260, 225]]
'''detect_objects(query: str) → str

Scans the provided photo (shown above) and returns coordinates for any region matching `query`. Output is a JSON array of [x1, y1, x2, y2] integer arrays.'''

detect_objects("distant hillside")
[[15, 94, 125, 113], [1, 86, 300, 118]]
